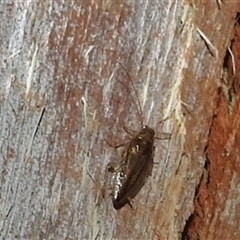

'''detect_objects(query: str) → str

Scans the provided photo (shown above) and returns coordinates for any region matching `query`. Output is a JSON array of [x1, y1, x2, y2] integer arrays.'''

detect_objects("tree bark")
[[0, 1, 240, 240]]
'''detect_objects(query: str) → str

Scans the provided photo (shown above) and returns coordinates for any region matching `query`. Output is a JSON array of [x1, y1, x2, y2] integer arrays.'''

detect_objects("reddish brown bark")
[[1, 1, 240, 240], [185, 12, 240, 240]]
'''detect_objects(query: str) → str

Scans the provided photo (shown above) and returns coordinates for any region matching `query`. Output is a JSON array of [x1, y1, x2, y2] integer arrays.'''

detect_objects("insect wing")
[[112, 127, 155, 210], [113, 153, 153, 210]]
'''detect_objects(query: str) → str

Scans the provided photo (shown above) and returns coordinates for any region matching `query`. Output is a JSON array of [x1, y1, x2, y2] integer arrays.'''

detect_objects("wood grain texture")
[[185, 9, 240, 240], [0, 1, 239, 240]]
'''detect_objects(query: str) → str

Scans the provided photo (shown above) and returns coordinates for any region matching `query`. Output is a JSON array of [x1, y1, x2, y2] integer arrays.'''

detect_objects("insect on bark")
[[107, 62, 167, 210]]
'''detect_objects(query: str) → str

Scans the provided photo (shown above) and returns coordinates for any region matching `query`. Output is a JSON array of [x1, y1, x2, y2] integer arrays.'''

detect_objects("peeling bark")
[[185, 11, 240, 240]]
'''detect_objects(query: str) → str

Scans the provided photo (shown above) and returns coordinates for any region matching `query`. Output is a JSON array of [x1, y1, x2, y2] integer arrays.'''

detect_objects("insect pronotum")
[[108, 62, 163, 210]]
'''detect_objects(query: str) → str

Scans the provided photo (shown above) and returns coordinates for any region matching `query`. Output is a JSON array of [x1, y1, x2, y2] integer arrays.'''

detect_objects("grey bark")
[[0, 1, 238, 240]]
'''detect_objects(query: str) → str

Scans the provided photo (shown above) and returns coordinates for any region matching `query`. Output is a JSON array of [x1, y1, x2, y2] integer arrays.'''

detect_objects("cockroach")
[[110, 125, 155, 210], [107, 62, 168, 210]]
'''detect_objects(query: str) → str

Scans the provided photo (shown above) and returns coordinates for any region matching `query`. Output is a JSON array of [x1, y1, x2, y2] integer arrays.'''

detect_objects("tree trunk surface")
[[1, 1, 240, 240]]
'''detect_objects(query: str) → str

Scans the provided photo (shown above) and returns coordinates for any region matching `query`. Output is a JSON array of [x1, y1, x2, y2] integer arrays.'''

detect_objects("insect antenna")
[[116, 61, 144, 126]]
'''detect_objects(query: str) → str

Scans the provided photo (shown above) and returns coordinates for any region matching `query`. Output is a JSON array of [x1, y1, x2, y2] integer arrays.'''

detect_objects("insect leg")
[[106, 162, 117, 173], [123, 124, 138, 136], [104, 139, 127, 149], [155, 132, 172, 140], [127, 198, 134, 209]]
